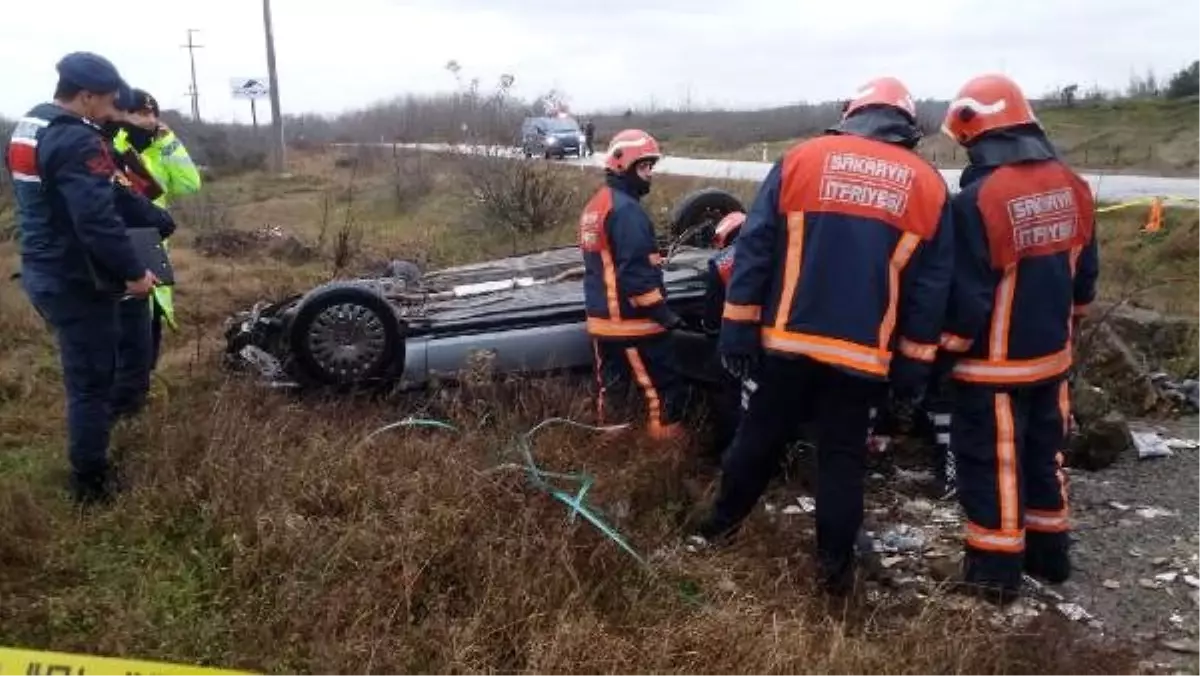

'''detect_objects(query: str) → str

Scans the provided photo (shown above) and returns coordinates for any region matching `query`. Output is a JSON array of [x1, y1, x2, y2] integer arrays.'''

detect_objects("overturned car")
[[223, 189, 747, 390]]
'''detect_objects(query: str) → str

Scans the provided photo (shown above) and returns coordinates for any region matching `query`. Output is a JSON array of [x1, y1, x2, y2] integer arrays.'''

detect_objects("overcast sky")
[[1, 0, 1195, 122]]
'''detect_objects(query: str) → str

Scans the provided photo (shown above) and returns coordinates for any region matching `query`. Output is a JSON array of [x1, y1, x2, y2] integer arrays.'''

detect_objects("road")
[[368, 142, 1200, 205]]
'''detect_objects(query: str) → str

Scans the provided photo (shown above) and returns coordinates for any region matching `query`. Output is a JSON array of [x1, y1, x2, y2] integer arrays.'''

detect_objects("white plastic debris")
[[1169, 611, 1185, 627], [795, 496, 816, 514], [878, 525, 926, 553], [1184, 575, 1200, 588], [781, 504, 804, 515], [1108, 501, 1131, 511], [1136, 507, 1178, 519], [1129, 547, 1145, 558], [1156, 572, 1180, 583], [1131, 430, 1174, 459], [1103, 579, 1122, 590], [1165, 438, 1200, 450], [931, 508, 960, 525], [1057, 602, 1094, 623], [880, 556, 905, 569]]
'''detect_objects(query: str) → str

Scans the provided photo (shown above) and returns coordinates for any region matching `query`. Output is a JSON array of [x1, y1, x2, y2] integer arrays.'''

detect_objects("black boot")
[[1024, 531, 1071, 584], [69, 467, 121, 507], [957, 549, 1022, 606]]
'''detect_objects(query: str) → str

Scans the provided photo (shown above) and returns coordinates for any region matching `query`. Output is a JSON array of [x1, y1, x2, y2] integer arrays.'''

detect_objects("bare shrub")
[[389, 147, 435, 213], [456, 151, 584, 245]]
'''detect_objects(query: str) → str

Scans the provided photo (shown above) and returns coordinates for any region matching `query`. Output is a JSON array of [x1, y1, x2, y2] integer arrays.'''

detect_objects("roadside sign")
[[231, 77, 270, 99]]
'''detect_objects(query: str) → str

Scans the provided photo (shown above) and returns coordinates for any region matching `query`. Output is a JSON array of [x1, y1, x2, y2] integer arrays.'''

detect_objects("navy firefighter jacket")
[[720, 124, 955, 381], [939, 127, 1099, 386], [580, 173, 674, 339], [7, 103, 144, 293]]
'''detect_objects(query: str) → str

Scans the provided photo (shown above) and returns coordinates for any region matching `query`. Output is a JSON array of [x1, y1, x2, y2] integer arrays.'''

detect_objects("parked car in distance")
[[519, 116, 584, 159]]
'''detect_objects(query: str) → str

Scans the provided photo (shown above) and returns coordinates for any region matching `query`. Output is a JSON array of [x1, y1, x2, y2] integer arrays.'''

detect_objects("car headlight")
[[544, 136, 558, 145]]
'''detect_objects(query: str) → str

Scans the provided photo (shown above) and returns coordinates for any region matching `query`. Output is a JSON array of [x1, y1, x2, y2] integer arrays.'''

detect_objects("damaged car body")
[[223, 189, 746, 391]]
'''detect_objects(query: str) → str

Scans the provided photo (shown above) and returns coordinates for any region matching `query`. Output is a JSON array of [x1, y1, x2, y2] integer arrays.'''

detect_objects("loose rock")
[[1139, 578, 1161, 590], [1068, 412, 1132, 470], [1161, 638, 1200, 655], [1103, 579, 1122, 590]]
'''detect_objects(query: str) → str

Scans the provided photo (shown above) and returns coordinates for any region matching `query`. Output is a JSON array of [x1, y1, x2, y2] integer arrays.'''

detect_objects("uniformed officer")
[[7, 52, 156, 504]]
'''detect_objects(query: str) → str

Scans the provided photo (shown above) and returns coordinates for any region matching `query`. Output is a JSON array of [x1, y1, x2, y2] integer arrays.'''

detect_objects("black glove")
[[720, 351, 759, 381], [657, 308, 686, 332], [889, 354, 928, 405]]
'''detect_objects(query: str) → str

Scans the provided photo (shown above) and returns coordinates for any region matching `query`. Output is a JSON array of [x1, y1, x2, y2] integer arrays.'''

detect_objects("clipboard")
[[127, 227, 175, 286]]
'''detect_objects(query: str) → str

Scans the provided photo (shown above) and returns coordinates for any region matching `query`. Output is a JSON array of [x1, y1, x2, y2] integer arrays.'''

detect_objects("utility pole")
[[262, 0, 285, 172], [181, 29, 204, 122]]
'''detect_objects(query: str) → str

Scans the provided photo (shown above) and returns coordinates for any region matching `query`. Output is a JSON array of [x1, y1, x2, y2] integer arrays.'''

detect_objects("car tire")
[[290, 285, 405, 389], [668, 188, 746, 248]]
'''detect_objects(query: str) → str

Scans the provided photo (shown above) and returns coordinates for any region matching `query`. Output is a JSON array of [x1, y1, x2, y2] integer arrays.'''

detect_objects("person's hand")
[[125, 270, 158, 296]]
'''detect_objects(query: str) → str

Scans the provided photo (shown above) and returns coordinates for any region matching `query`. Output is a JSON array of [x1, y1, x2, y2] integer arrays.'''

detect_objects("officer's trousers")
[[113, 297, 153, 418], [23, 281, 120, 492], [592, 335, 687, 440], [702, 355, 885, 585], [952, 379, 1072, 592]]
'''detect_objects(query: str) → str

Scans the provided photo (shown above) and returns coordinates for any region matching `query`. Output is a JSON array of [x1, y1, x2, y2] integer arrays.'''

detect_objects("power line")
[[181, 29, 204, 122]]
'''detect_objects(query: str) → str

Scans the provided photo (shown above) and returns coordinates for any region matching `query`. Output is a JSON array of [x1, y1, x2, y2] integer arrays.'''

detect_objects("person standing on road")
[[6, 53, 157, 504], [111, 89, 201, 370], [582, 120, 596, 157], [693, 77, 955, 595], [105, 95, 179, 419], [581, 129, 688, 442], [938, 73, 1099, 604]]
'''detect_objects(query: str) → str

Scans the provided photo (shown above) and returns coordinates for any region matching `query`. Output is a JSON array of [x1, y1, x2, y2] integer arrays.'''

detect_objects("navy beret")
[[56, 51, 128, 95]]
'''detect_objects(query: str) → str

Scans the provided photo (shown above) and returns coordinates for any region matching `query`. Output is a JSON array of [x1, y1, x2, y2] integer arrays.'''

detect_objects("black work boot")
[[956, 549, 1022, 606], [69, 467, 122, 507], [1024, 531, 1071, 584]]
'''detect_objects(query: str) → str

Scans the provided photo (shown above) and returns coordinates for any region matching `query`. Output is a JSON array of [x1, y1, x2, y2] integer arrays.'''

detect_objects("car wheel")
[[668, 188, 746, 248], [290, 285, 404, 388]]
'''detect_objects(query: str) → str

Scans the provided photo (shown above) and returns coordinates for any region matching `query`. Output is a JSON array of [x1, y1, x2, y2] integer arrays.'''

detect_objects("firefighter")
[[693, 77, 955, 594], [580, 129, 688, 441], [106, 97, 178, 419], [111, 89, 201, 369], [7, 52, 157, 504], [938, 74, 1098, 604], [702, 211, 745, 333]]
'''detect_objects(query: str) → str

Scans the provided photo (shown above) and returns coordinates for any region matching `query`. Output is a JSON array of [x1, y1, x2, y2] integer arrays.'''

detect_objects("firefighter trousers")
[[701, 355, 885, 583], [952, 379, 1072, 592], [592, 335, 687, 439]]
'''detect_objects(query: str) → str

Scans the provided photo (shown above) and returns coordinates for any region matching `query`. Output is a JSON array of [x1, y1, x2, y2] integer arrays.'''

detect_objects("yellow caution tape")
[[0, 647, 256, 675]]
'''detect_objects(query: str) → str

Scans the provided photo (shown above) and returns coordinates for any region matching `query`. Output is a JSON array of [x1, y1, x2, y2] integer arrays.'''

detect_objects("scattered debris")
[[1131, 430, 1174, 460], [1129, 547, 1145, 558], [924, 548, 953, 560], [764, 502, 778, 514], [894, 469, 934, 484], [795, 496, 816, 514], [877, 525, 926, 553], [1185, 575, 1200, 588], [902, 498, 935, 517], [1102, 579, 1122, 590], [1139, 578, 1161, 590], [1153, 556, 1170, 566], [781, 504, 804, 516], [1149, 372, 1200, 413], [1108, 500, 1131, 511], [1156, 572, 1180, 583], [1057, 602, 1094, 623], [1136, 507, 1178, 520], [880, 556, 905, 569], [1166, 437, 1200, 450], [1161, 639, 1200, 655], [930, 508, 960, 524], [1169, 612, 1185, 626]]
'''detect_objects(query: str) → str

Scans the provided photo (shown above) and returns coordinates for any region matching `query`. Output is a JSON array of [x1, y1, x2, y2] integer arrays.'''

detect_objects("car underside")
[[222, 188, 747, 391]]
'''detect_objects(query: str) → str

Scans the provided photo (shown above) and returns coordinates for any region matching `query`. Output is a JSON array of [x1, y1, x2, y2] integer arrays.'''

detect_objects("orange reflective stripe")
[[587, 317, 665, 338], [990, 267, 1017, 360], [994, 392, 1019, 533], [625, 348, 663, 431], [629, 289, 664, 307], [600, 248, 621, 319], [953, 348, 1072, 384], [649, 421, 684, 441], [897, 337, 937, 363], [966, 522, 1025, 553], [1055, 450, 1070, 513], [761, 328, 889, 376], [723, 302, 762, 323], [1026, 508, 1070, 533], [1057, 379, 1071, 437], [878, 232, 921, 350], [774, 211, 806, 329], [939, 332, 973, 353]]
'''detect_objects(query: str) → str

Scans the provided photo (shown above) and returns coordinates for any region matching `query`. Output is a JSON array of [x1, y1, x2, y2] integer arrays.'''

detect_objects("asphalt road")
[[371, 142, 1200, 204]]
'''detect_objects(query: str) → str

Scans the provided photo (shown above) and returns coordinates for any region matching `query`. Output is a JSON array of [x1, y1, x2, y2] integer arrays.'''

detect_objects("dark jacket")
[[720, 108, 954, 381], [580, 173, 672, 339], [941, 126, 1099, 386], [6, 103, 143, 294]]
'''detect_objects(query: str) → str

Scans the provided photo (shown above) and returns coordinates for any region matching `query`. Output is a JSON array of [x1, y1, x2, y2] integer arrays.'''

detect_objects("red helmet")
[[943, 74, 1039, 145], [843, 76, 917, 122], [605, 129, 661, 173], [712, 211, 746, 249]]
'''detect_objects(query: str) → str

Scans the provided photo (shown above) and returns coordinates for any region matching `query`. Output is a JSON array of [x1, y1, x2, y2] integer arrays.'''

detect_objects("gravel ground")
[[756, 415, 1199, 673]]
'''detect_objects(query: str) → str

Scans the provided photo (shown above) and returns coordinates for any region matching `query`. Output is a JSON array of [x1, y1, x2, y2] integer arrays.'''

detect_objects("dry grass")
[[0, 148, 1177, 673]]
